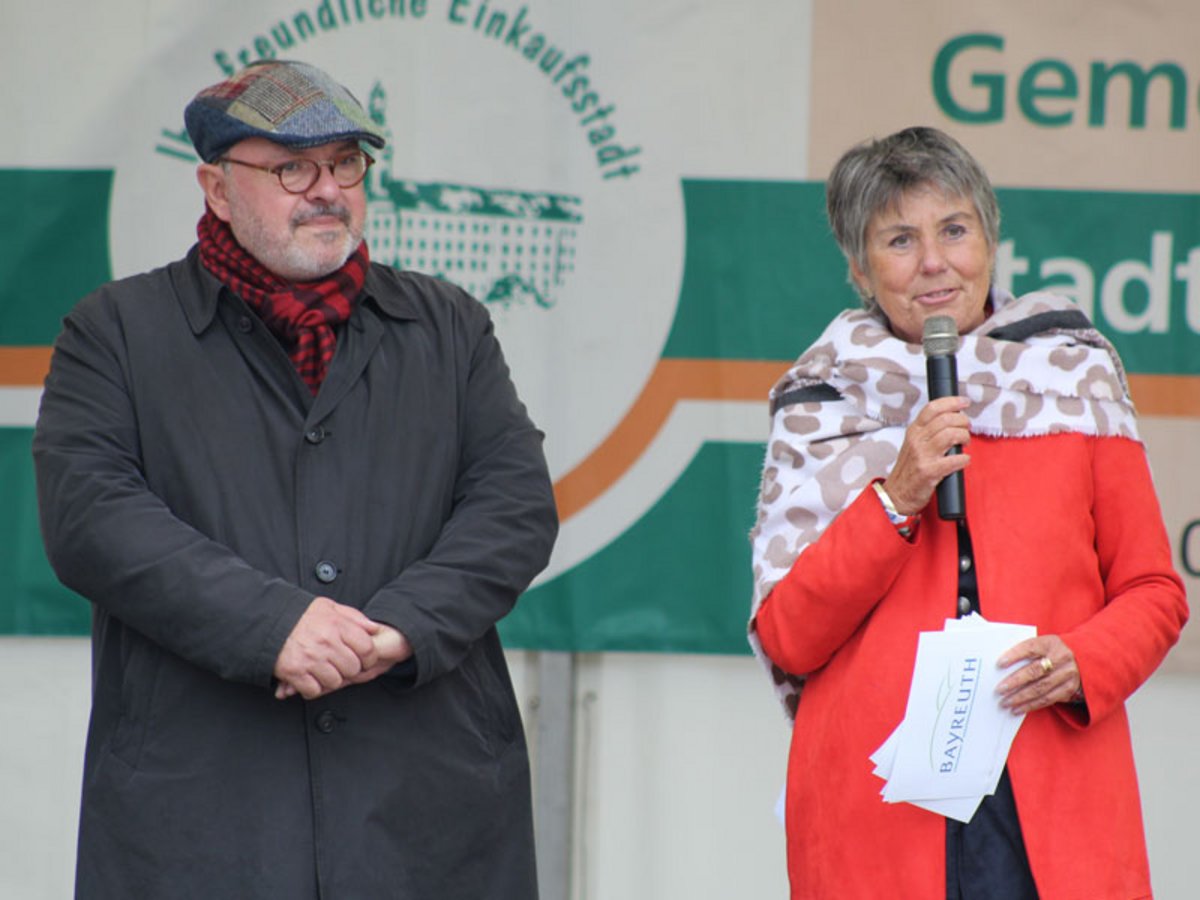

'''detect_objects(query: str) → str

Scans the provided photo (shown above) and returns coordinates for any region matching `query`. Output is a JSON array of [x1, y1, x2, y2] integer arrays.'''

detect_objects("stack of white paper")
[[870, 614, 1036, 823]]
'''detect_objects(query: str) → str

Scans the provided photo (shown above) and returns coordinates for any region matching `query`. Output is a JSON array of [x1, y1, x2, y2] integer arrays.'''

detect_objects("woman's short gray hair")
[[825, 126, 1000, 305]]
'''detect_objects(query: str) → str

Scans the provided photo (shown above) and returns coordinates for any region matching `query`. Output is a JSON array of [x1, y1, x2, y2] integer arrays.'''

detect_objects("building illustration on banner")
[[363, 82, 581, 311]]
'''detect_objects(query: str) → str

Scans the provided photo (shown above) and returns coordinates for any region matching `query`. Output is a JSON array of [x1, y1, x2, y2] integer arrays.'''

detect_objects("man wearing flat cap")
[[34, 60, 557, 899]]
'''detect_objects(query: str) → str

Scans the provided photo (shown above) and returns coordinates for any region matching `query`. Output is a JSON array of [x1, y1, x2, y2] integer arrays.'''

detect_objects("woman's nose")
[[920, 242, 949, 274]]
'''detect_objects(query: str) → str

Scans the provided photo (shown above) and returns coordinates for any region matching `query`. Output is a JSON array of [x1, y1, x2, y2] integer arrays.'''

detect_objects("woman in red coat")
[[749, 126, 1187, 899]]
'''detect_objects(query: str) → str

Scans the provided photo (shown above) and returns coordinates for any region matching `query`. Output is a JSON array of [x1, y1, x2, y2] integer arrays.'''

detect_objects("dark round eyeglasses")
[[219, 150, 375, 194]]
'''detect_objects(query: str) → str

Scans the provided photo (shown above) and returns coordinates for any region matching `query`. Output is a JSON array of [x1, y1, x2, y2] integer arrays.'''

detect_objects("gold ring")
[[1040, 656, 1054, 675]]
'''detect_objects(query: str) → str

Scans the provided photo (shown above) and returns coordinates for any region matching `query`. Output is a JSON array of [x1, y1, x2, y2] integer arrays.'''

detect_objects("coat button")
[[237, 316, 253, 333], [959, 555, 972, 573], [958, 595, 973, 616], [314, 560, 339, 583], [305, 426, 327, 444], [315, 710, 336, 734]]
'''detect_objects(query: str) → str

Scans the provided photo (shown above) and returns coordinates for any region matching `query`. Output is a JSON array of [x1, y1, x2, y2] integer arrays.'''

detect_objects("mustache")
[[292, 204, 352, 227]]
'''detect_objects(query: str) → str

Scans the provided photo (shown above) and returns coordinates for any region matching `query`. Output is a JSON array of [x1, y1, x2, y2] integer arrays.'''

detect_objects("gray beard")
[[276, 231, 360, 281]]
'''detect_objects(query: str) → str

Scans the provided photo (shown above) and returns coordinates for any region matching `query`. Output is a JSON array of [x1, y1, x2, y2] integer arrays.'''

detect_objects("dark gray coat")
[[33, 248, 557, 900]]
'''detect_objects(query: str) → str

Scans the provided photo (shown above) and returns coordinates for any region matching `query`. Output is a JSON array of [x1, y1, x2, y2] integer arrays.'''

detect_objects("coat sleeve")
[[33, 292, 314, 687], [360, 300, 558, 687], [1059, 436, 1188, 726], [754, 486, 917, 677]]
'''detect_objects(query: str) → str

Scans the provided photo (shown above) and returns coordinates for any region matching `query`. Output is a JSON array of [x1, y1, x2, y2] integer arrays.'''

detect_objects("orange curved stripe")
[[1127, 374, 1200, 418], [0, 347, 52, 385], [551, 359, 781, 521], [2, 348, 1197, 524]]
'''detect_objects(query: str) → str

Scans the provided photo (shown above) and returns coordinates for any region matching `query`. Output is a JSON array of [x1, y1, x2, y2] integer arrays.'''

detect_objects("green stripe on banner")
[[0, 428, 90, 635], [1, 168, 111, 636], [996, 188, 1200, 375], [0, 169, 113, 344], [664, 180, 1200, 373], [4, 175, 1198, 644], [5, 433, 765, 649], [501, 442, 764, 654], [663, 180, 846, 361]]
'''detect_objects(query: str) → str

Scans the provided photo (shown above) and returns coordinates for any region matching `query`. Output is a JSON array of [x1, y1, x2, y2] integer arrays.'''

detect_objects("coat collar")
[[362, 264, 421, 322], [176, 243, 421, 335]]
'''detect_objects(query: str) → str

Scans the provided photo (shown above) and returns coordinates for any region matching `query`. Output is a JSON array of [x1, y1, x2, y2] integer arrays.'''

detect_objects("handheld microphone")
[[922, 315, 966, 520]]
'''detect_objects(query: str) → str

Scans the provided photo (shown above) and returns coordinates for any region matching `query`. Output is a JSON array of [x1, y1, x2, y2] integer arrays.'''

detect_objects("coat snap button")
[[314, 561, 338, 583]]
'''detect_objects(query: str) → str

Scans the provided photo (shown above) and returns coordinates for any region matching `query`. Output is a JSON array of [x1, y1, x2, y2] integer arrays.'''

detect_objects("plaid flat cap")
[[184, 60, 386, 163]]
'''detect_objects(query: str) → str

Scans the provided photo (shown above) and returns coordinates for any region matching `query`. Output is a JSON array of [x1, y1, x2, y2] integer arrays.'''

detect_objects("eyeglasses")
[[219, 150, 375, 194]]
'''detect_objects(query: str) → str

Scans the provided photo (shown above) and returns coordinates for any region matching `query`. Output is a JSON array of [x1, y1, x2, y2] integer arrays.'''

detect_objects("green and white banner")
[[3, 1, 1198, 666]]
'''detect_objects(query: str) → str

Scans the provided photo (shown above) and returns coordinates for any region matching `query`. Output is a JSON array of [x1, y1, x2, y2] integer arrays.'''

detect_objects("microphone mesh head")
[[922, 315, 959, 357]]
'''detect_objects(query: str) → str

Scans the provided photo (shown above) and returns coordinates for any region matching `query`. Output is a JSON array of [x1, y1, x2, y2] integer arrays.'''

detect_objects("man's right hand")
[[273, 596, 380, 700]]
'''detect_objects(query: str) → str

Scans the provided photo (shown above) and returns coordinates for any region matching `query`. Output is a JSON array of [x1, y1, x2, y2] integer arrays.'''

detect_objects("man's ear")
[[196, 163, 232, 222]]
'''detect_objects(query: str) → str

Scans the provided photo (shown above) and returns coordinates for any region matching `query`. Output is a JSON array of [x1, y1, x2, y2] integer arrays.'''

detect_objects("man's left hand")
[[349, 625, 414, 685]]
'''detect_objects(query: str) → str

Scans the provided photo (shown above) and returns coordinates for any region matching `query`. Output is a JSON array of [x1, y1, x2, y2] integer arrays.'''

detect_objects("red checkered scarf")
[[197, 208, 368, 394]]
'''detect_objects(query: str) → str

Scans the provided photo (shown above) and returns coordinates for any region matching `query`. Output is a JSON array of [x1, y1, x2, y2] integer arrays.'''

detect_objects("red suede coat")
[[755, 433, 1187, 899]]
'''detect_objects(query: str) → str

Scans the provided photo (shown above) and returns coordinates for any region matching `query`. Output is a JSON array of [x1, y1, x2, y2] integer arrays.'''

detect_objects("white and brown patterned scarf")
[[748, 290, 1138, 719]]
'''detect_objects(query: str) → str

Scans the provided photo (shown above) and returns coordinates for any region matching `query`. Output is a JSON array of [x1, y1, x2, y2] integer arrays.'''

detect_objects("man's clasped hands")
[[272, 596, 413, 700]]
